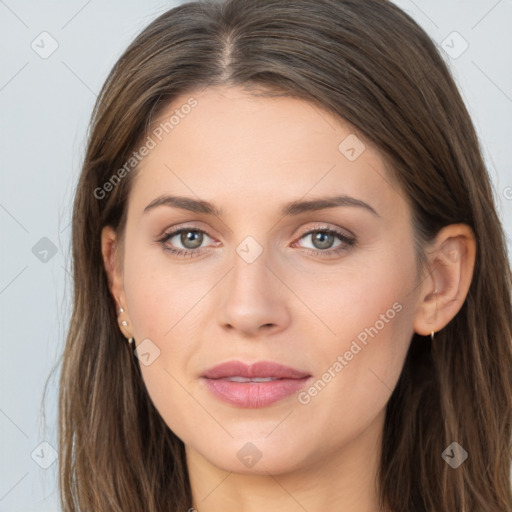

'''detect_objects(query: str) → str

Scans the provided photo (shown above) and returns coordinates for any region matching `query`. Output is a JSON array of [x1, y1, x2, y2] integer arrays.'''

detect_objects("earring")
[[431, 330, 435, 341], [117, 305, 134, 346]]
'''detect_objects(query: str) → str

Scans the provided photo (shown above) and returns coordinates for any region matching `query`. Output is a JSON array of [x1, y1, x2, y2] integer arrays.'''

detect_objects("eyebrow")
[[143, 194, 380, 218]]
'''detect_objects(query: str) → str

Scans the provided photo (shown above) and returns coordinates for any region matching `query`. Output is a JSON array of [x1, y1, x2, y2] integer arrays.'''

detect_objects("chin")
[[188, 435, 315, 476]]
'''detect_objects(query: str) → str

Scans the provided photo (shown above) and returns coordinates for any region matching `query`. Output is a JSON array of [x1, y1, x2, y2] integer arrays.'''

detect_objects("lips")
[[201, 360, 312, 408], [201, 360, 310, 380]]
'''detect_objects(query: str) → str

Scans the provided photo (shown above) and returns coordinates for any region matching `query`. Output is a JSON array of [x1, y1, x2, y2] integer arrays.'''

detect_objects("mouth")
[[201, 360, 310, 379], [201, 360, 312, 408], [221, 376, 282, 382]]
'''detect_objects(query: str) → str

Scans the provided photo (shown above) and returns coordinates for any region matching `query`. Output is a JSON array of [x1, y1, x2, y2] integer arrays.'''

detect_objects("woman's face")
[[104, 85, 425, 474]]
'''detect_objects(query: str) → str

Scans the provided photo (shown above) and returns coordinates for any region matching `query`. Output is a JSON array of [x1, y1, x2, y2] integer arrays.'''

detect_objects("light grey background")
[[0, 1, 511, 510]]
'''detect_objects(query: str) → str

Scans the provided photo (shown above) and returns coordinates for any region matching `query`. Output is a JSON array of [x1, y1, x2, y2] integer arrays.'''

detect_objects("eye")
[[293, 225, 356, 257], [157, 227, 215, 258], [156, 224, 356, 259]]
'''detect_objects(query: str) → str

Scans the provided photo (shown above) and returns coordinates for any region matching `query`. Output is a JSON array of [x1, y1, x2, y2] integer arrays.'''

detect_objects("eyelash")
[[156, 224, 356, 259]]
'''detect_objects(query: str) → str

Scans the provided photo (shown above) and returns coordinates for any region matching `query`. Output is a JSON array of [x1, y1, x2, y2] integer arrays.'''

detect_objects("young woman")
[[59, 1, 512, 511]]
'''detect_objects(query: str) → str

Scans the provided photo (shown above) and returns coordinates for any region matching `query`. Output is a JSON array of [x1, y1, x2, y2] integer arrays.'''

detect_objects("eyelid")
[[294, 222, 355, 240], [158, 225, 216, 245]]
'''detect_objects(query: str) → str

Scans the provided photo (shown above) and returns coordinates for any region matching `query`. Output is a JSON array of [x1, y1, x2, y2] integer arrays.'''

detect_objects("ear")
[[413, 223, 476, 336], [101, 225, 134, 339]]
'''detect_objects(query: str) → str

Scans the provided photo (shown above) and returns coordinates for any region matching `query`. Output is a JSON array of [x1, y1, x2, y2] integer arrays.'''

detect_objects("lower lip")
[[202, 377, 311, 408]]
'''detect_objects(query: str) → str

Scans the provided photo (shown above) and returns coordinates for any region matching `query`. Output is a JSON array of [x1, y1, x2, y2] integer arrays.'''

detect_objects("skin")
[[101, 85, 476, 512]]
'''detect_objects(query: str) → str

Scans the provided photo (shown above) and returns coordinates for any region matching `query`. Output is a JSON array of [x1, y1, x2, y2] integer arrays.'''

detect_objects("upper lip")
[[202, 360, 310, 379]]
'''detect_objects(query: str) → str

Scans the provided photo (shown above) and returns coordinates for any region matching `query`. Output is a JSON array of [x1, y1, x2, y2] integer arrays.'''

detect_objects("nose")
[[216, 247, 291, 338]]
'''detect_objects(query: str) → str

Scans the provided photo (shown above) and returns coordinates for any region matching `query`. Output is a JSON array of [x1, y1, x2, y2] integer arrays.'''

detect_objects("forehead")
[[128, 86, 404, 221]]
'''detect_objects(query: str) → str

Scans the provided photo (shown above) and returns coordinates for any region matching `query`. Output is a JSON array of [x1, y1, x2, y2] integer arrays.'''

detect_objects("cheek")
[[122, 249, 204, 439], [122, 245, 210, 416], [296, 238, 415, 348], [123, 241, 207, 343], [293, 240, 417, 414]]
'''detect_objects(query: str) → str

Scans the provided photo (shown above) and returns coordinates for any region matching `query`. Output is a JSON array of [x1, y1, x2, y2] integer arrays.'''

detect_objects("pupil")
[[182, 231, 202, 249], [313, 232, 333, 250]]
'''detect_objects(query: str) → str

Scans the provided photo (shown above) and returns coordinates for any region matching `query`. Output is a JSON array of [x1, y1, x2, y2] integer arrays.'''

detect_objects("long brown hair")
[[58, 0, 512, 510]]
